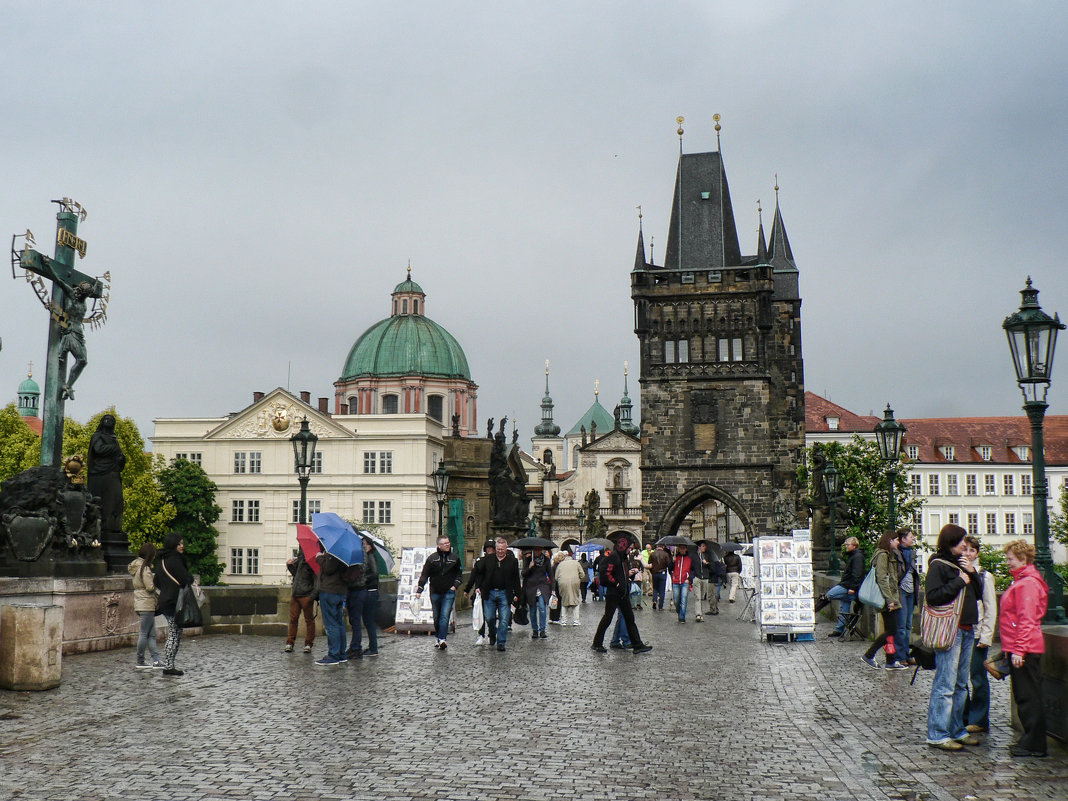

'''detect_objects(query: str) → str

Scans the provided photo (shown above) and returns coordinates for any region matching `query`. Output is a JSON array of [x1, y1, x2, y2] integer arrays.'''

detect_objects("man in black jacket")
[[476, 537, 522, 652], [592, 535, 652, 654], [818, 537, 865, 637], [416, 536, 464, 650]]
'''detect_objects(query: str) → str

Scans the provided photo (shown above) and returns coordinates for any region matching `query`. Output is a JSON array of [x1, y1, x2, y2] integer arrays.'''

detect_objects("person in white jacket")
[[961, 535, 998, 733]]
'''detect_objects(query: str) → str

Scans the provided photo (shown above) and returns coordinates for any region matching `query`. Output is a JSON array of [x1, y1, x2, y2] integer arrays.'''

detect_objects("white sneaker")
[[475, 636, 486, 646], [572, 621, 581, 626]]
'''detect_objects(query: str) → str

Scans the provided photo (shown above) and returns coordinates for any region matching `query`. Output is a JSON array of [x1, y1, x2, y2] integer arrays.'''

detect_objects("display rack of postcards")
[[754, 534, 815, 640], [394, 547, 439, 634]]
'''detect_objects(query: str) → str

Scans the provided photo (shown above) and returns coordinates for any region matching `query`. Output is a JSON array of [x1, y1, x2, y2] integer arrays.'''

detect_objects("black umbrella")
[[582, 538, 614, 549], [695, 540, 724, 561], [510, 536, 556, 550], [656, 535, 696, 547], [722, 542, 745, 552]]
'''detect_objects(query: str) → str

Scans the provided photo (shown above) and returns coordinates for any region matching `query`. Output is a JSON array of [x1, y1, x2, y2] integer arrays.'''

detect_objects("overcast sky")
[[2, 3, 1067, 450]]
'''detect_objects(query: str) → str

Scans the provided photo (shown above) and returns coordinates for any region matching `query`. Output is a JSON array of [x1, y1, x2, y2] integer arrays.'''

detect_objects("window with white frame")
[[913, 512, 923, 536], [363, 452, 376, 474], [942, 445, 955, 461], [985, 513, 997, 535], [947, 474, 959, 495], [230, 547, 244, 574], [949, 513, 960, 526], [377, 501, 392, 524], [380, 452, 393, 474], [311, 451, 323, 474], [1021, 474, 1032, 495], [907, 445, 919, 460], [966, 474, 977, 496], [1005, 513, 1016, 534], [1003, 474, 1014, 495], [1023, 513, 1034, 535], [249, 451, 262, 474], [175, 452, 203, 466], [911, 474, 922, 495], [928, 475, 940, 496], [234, 452, 247, 474], [984, 474, 996, 495], [291, 499, 321, 523], [978, 445, 992, 461], [967, 513, 978, 535], [231, 500, 245, 522], [826, 416, 839, 431], [363, 451, 394, 474], [1015, 445, 1030, 461], [229, 547, 260, 575], [362, 501, 376, 523], [230, 498, 261, 523]]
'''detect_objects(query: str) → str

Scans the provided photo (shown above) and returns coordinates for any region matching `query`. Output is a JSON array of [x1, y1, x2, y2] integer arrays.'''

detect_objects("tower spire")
[[768, 179, 797, 273], [534, 358, 560, 436], [633, 206, 647, 272], [619, 361, 639, 435], [756, 199, 768, 264]]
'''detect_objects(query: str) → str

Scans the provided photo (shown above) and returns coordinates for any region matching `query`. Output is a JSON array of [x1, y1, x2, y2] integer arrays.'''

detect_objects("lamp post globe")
[[874, 404, 906, 529], [822, 460, 842, 575], [1003, 277, 1066, 624], [290, 417, 318, 526]]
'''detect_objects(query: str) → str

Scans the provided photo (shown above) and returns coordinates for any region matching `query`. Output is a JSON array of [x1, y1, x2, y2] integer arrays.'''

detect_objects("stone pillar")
[[0, 603, 63, 691]]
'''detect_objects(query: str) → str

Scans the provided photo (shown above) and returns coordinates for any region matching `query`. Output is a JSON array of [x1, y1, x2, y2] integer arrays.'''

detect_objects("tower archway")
[[656, 483, 755, 543]]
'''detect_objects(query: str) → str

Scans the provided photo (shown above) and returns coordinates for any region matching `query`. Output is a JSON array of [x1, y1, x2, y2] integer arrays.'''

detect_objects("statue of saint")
[[87, 414, 125, 533]]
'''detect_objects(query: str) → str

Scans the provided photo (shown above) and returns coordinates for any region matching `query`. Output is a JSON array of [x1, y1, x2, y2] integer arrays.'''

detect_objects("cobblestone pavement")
[[1, 602, 1064, 801]]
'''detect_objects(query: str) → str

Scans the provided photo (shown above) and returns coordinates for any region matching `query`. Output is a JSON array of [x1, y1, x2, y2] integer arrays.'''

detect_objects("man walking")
[[592, 535, 652, 654], [465, 540, 497, 645], [724, 546, 743, 604], [415, 536, 463, 650], [692, 541, 717, 620], [670, 543, 695, 622], [477, 537, 522, 652], [649, 543, 672, 610]]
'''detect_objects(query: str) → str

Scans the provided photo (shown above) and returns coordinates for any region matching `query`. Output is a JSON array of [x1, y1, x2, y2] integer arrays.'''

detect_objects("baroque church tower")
[[631, 127, 805, 542]]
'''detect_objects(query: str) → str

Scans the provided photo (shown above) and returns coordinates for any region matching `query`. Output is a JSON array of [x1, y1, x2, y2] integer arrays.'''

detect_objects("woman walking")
[[924, 523, 979, 751], [523, 547, 554, 639], [156, 532, 194, 677], [554, 549, 585, 626], [861, 530, 906, 670], [1000, 539, 1049, 758], [128, 542, 161, 669]]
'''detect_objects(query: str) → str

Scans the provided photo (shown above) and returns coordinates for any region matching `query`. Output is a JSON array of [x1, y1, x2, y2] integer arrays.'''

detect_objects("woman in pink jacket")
[[999, 539, 1049, 758]]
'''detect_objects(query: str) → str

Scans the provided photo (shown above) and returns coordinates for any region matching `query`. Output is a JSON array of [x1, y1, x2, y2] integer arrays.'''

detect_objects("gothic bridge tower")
[[632, 133, 805, 543]]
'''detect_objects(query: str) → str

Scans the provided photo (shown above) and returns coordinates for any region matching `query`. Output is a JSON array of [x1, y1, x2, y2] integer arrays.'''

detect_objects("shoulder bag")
[[162, 559, 204, 629], [919, 558, 965, 651], [857, 567, 885, 609]]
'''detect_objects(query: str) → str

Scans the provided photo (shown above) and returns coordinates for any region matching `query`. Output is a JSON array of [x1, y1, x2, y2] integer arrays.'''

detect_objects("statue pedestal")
[[0, 603, 63, 691]]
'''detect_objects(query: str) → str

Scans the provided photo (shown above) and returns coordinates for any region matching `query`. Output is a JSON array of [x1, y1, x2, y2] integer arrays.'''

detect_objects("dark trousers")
[[594, 591, 642, 649], [652, 572, 668, 609], [963, 644, 990, 729], [286, 595, 316, 647], [1010, 653, 1047, 752], [346, 588, 379, 655], [864, 608, 903, 665]]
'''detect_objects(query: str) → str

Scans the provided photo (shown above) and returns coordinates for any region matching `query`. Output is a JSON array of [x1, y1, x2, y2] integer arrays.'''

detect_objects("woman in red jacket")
[[999, 539, 1049, 758]]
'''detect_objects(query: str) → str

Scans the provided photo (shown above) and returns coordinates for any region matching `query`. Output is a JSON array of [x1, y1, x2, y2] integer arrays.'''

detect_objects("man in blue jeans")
[[314, 550, 349, 666], [475, 537, 522, 652], [415, 536, 463, 650], [818, 537, 865, 636]]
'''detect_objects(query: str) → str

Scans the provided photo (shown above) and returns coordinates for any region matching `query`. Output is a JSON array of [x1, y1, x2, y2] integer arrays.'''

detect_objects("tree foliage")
[[158, 458, 223, 584], [797, 436, 923, 554], [0, 404, 42, 483], [63, 409, 175, 548], [1051, 483, 1068, 547]]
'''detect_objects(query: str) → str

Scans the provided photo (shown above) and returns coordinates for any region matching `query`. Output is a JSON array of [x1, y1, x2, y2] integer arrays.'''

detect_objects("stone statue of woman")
[[87, 414, 125, 533]]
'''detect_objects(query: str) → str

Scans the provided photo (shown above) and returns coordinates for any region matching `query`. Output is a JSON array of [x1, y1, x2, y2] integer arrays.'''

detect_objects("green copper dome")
[[393, 278, 424, 294], [340, 315, 470, 380], [18, 376, 40, 395], [566, 398, 615, 436]]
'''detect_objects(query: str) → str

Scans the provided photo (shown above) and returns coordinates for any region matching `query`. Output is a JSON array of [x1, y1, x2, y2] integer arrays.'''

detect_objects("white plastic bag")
[[471, 590, 484, 630], [407, 595, 421, 617]]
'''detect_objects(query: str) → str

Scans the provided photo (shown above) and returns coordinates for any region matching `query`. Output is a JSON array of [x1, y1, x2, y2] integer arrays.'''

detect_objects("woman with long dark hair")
[[861, 529, 906, 670], [156, 532, 193, 677], [128, 541, 161, 669], [924, 523, 979, 751], [1000, 539, 1049, 758]]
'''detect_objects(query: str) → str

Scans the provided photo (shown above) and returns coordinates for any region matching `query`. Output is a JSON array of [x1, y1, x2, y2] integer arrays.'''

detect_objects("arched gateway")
[[632, 138, 805, 544]]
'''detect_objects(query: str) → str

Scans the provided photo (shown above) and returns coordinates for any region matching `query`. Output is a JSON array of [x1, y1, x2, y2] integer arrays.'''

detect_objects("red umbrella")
[[296, 524, 321, 575]]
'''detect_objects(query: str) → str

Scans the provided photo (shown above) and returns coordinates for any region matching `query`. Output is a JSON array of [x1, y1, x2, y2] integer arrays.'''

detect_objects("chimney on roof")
[[340, 403, 348, 414], [253, 391, 264, 402], [318, 397, 328, 413], [300, 391, 311, 404]]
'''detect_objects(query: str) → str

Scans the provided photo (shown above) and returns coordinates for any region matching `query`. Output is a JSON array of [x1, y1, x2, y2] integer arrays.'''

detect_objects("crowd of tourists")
[[817, 523, 1050, 758]]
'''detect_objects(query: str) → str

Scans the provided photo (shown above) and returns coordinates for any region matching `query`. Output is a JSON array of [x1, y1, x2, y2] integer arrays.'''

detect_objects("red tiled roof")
[[22, 415, 43, 436], [805, 392, 1068, 465]]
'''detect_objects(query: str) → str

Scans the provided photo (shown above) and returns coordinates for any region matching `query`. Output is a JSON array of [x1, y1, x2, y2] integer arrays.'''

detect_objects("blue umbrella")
[[311, 512, 364, 566], [574, 542, 609, 555]]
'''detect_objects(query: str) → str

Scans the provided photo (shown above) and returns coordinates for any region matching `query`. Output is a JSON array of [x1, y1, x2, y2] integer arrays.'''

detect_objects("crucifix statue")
[[11, 199, 110, 467]]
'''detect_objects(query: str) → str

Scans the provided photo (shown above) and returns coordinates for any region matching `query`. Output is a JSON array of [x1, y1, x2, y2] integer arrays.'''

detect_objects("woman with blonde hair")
[[128, 542, 161, 669], [1000, 539, 1049, 758]]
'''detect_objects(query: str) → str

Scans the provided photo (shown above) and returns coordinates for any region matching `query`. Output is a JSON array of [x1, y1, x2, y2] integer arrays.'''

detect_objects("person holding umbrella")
[[284, 550, 317, 654], [415, 535, 463, 650], [591, 534, 652, 654], [693, 541, 717, 619], [346, 537, 380, 659], [314, 547, 349, 666], [523, 546, 554, 639]]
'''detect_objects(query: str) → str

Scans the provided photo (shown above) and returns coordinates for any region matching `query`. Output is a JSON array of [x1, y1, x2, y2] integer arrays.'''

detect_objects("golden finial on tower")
[[594, 378, 600, 397], [545, 359, 550, 375], [713, 113, 722, 150], [624, 360, 629, 376], [757, 199, 763, 226], [774, 173, 779, 203], [676, 116, 684, 155], [27, 361, 34, 378]]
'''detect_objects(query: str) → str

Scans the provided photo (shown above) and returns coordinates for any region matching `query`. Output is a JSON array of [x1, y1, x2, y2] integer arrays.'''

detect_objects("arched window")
[[393, 299, 398, 315], [427, 394, 444, 422], [542, 449, 553, 465], [381, 394, 399, 414], [402, 299, 408, 314], [413, 299, 420, 314], [349, 396, 359, 414]]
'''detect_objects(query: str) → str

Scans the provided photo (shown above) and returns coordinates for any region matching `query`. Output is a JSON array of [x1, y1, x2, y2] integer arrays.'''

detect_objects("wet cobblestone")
[[1, 605, 1064, 800]]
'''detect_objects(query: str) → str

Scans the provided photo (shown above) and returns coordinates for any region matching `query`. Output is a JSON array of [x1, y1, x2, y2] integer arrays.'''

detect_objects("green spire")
[[534, 359, 561, 436], [618, 362, 638, 435]]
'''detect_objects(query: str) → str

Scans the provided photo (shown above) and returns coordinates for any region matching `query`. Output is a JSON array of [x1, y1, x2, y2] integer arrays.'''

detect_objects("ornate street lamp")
[[432, 459, 450, 538], [1004, 277, 1066, 624], [290, 417, 318, 525], [822, 460, 842, 575], [874, 404, 906, 528]]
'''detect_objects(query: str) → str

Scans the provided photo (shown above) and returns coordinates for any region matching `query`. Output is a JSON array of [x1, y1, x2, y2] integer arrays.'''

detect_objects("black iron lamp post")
[[432, 459, 450, 537], [874, 404, 907, 529], [823, 460, 842, 575], [1003, 277, 1067, 624], [291, 417, 318, 526]]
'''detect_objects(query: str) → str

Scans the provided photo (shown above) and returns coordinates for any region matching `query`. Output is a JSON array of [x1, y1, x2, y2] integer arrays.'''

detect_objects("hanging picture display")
[[395, 546, 439, 634], [755, 533, 815, 638]]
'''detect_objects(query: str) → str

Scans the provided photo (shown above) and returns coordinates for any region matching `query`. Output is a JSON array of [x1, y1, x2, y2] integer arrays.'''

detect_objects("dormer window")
[[978, 445, 992, 461], [907, 445, 919, 460], [942, 445, 955, 461], [825, 416, 839, 431], [1014, 445, 1031, 461]]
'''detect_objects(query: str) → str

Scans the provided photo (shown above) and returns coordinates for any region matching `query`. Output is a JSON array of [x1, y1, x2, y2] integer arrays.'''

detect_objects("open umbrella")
[[311, 512, 364, 566], [582, 537, 615, 549], [722, 541, 746, 552], [356, 529, 395, 574], [656, 535, 696, 547], [295, 524, 322, 575], [695, 539, 724, 561], [510, 536, 556, 550]]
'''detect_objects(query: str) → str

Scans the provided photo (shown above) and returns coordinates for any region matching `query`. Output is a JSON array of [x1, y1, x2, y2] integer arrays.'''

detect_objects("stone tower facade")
[[632, 147, 805, 542]]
